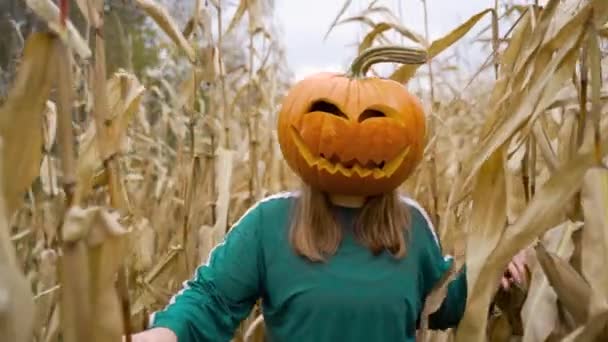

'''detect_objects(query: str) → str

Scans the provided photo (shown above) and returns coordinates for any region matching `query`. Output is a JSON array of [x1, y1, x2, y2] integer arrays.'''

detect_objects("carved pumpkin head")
[[277, 50, 427, 196]]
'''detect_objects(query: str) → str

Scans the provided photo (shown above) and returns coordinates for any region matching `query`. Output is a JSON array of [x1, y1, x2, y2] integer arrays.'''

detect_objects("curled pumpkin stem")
[[348, 46, 427, 78]]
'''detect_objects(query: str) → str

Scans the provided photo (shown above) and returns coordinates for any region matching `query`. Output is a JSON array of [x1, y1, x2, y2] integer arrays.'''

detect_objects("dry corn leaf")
[[244, 314, 266, 342], [323, 0, 354, 40], [600, 23, 608, 37], [0, 32, 56, 217], [43, 304, 60, 342], [74, 0, 96, 25], [520, 47, 582, 138], [521, 220, 581, 342], [267, 135, 283, 193], [504, 7, 534, 65], [25, 0, 91, 59], [453, 148, 507, 341], [0, 267, 34, 342], [86, 208, 128, 342], [142, 245, 181, 287], [497, 146, 604, 270], [456, 148, 600, 342], [130, 218, 156, 273], [427, 8, 494, 58], [509, 0, 560, 82], [463, 148, 507, 290], [76, 71, 145, 201], [59, 234, 92, 342], [42, 101, 57, 152], [0, 141, 35, 342], [358, 22, 425, 54], [41, 180, 60, 217], [90, 0, 105, 23], [214, 148, 235, 237], [247, 0, 265, 34], [390, 9, 493, 84], [60, 206, 128, 342], [488, 313, 512, 341], [54, 40, 78, 204], [226, 0, 249, 35], [535, 243, 591, 324], [547, 90, 608, 111], [106, 72, 146, 150], [34, 249, 58, 332], [90, 16, 114, 164], [463, 7, 589, 189], [345, 3, 401, 27], [532, 122, 559, 172], [176, 68, 206, 111], [587, 20, 603, 163], [159, 78, 179, 109], [198, 4, 214, 43], [40, 156, 58, 198], [198, 225, 215, 265], [557, 111, 579, 163], [580, 168, 608, 315], [592, 0, 608, 27], [134, 0, 196, 63], [561, 308, 608, 342], [182, 18, 197, 40], [474, 0, 572, 146], [480, 10, 531, 123]]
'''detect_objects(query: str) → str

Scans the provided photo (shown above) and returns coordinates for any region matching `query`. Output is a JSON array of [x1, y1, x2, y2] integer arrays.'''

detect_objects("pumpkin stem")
[[348, 46, 427, 78]]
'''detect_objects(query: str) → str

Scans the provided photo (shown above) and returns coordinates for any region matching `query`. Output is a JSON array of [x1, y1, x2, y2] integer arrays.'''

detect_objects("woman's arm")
[[413, 204, 528, 331], [126, 200, 267, 342], [425, 259, 467, 330], [407, 202, 467, 330]]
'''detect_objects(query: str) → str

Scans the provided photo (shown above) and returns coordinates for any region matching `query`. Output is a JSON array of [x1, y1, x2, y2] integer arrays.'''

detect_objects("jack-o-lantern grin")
[[321, 153, 384, 170], [289, 125, 410, 179]]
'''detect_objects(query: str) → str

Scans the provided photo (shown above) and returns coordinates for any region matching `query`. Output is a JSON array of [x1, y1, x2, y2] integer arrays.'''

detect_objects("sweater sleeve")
[[426, 257, 467, 330], [410, 202, 468, 331], [149, 202, 265, 342]]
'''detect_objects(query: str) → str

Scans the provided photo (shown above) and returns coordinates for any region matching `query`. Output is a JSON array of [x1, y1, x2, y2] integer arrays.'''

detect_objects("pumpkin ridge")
[[343, 78, 352, 120]]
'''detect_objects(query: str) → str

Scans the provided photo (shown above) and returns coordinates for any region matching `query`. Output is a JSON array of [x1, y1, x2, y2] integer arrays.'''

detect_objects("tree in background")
[[0, 0, 159, 100]]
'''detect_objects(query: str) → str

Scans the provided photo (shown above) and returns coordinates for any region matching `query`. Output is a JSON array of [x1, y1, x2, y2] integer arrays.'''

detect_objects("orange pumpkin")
[[277, 47, 428, 196]]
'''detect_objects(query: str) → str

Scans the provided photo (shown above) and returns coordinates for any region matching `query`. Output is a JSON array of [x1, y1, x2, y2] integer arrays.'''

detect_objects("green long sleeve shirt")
[[149, 192, 467, 341]]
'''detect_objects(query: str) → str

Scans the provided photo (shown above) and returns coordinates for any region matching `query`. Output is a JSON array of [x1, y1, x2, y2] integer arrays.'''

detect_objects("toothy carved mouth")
[[289, 126, 409, 179]]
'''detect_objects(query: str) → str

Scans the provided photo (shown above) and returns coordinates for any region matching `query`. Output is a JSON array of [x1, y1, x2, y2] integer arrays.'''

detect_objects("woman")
[[129, 54, 527, 340], [129, 188, 526, 342]]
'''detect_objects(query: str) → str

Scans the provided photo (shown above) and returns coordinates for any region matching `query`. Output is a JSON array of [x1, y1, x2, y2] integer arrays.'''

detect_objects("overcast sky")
[[274, 0, 508, 81]]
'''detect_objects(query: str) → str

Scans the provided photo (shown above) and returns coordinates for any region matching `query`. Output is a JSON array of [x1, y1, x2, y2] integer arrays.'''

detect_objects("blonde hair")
[[289, 185, 411, 262]]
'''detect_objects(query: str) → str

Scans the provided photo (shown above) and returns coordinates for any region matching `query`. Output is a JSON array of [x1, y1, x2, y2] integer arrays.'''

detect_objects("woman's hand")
[[500, 249, 529, 290]]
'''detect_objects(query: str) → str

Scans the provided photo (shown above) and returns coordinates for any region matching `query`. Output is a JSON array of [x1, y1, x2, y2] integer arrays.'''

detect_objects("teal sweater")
[[149, 192, 467, 341]]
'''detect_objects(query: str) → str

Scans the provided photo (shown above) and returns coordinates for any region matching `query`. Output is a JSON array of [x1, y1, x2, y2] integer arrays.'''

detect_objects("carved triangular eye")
[[358, 109, 386, 122], [308, 101, 348, 119]]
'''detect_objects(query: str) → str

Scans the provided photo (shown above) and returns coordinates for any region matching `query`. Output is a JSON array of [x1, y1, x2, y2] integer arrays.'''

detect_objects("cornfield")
[[1, 0, 607, 341]]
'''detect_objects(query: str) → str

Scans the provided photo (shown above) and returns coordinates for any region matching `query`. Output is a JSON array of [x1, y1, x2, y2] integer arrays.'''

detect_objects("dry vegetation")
[[1, 0, 608, 341]]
